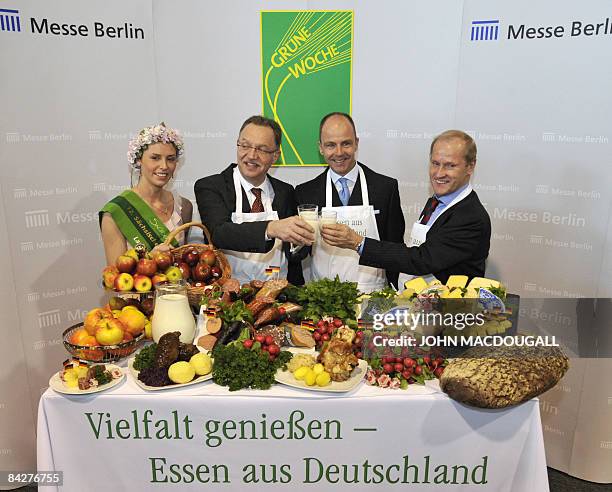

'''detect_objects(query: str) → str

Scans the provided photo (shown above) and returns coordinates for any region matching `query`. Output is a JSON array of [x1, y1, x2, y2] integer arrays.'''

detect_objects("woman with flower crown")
[[99, 123, 192, 264]]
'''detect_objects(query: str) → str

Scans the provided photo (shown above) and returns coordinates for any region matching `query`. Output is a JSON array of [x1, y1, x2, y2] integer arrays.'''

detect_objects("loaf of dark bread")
[[439, 343, 569, 408]]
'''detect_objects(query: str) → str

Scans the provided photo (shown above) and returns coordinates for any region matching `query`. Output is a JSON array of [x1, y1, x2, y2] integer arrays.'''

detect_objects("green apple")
[[165, 266, 183, 282]]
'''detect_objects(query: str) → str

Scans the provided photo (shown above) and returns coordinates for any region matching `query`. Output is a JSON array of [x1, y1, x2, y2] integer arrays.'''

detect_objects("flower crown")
[[127, 122, 184, 164]]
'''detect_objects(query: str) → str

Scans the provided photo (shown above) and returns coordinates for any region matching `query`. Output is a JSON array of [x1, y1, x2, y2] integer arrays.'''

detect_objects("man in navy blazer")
[[321, 130, 491, 284]]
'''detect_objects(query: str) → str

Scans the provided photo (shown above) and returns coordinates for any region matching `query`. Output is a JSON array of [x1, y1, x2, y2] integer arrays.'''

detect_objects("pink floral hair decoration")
[[127, 122, 184, 165]]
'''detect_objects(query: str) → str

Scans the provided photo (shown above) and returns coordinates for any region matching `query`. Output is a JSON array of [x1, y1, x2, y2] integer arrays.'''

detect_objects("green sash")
[[99, 190, 179, 251]]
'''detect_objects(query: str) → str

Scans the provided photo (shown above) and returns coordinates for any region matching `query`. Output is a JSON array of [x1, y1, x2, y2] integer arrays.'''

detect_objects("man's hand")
[[320, 223, 363, 250], [266, 216, 315, 245]]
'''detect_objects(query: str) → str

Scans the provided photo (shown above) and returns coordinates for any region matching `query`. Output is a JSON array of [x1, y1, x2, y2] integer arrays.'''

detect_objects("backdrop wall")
[[1, 0, 610, 484]]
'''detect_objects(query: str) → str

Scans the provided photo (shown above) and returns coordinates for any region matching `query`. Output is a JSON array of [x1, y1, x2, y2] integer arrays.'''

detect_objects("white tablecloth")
[[37, 373, 549, 491]]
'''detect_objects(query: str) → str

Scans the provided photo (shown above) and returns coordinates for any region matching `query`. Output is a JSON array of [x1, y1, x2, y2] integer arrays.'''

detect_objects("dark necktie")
[[250, 188, 264, 213], [420, 196, 439, 224]]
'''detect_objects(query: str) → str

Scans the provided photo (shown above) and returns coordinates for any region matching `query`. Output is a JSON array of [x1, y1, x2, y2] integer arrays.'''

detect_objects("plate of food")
[[49, 359, 124, 395], [128, 332, 213, 391], [275, 342, 367, 393]]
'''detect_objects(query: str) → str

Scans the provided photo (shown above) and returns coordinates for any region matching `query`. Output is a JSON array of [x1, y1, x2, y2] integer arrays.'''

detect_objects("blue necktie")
[[338, 177, 350, 206]]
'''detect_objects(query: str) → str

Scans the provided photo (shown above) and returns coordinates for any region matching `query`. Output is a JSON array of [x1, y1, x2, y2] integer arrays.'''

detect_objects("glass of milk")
[[320, 210, 337, 225], [152, 280, 196, 343], [298, 203, 320, 244]]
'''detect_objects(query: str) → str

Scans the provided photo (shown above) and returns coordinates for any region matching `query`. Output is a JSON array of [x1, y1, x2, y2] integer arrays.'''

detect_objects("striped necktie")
[[420, 196, 439, 224]]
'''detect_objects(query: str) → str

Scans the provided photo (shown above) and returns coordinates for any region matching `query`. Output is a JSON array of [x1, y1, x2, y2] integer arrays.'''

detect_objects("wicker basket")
[[164, 221, 232, 306]]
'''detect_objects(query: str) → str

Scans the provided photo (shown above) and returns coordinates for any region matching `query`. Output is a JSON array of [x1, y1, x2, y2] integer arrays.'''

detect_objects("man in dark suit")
[[194, 116, 313, 284], [296, 113, 405, 289], [321, 130, 490, 284]]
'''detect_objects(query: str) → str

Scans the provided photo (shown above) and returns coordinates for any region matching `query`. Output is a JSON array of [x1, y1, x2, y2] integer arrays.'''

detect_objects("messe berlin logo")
[[471, 20, 500, 41], [0, 8, 20, 32]]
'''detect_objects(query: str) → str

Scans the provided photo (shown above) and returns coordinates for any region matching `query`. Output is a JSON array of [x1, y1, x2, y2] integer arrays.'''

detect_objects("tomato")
[[394, 363, 404, 373], [383, 363, 394, 374], [268, 344, 280, 355], [264, 335, 274, 346], [319, 326, 327, 335], [254, 334, 265, 344], [243, 339, 254, 349], [434, 367, 444, 378], [333, 319, 343, 328], [317, 320, 325, 328], [403, 358, 415, 368], [414, 365, 423, 376], [402, 369, 413, 380]]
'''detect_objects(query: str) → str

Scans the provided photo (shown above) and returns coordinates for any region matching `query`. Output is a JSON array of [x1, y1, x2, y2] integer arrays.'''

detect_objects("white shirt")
[[237, 171, 275, 212], [329, 164, 360, 199]]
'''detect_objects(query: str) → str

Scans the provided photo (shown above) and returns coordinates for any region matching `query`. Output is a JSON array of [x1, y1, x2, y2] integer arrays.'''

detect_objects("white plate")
[[128, 357, 212, 391], [275, 358, 368, 393], [49, 365, 124, 395]]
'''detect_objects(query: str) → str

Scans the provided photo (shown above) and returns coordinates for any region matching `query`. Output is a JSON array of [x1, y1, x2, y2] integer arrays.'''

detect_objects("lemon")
[[304, 369, 317, 386], [189, 353, 212, 376], [168, 361, 195, 384], [293, 366, 310, 380], [121, 305, 139, 313], [312, 363, 324, 375], [316, 371, 331, 387]]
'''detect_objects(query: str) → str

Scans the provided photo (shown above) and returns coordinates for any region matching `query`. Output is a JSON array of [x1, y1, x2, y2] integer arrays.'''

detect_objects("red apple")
[[151, 273, 168, 286], [151, 251, 172, 271], [136, 258, 157, 277], [182, 248, 200, 266], [116, 254, 136, 273], [133, 274, 152, 293], [174, 262, 191, 280], [200, 250, 216, 267], [192, 263, 211, 281], [114, 273, 134, 291], [210, 266, 221, 279], [94, 318, 125, 345], [102, 266, 120, 289], [84, 308, 114, 335]]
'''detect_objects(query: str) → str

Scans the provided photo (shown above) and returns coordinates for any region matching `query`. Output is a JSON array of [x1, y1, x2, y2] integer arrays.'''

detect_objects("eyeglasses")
[[237, 142, 278, 157]]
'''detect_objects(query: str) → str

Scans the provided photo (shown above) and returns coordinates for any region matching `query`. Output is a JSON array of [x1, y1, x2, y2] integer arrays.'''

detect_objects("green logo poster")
[[261, 11, 354, 166]]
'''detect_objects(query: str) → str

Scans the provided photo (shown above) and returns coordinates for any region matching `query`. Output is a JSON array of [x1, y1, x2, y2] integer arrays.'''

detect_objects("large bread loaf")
[[440, 343, 569, 408]]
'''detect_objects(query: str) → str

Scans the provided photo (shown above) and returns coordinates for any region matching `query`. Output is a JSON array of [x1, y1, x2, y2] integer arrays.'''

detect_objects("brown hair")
[[430, 130, 477, 164], [239, 115, 282, 148]]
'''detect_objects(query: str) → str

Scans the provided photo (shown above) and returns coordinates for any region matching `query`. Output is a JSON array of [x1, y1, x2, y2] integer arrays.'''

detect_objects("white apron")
[[404, 184, 473, 285], [223, 169, 287, 285], [311, 165, 386, 293]]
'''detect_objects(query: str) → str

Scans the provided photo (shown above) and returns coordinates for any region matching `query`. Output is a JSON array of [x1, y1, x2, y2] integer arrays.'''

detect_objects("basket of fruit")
[[63, 321, 144, 363], [163, 221, 232, 306]]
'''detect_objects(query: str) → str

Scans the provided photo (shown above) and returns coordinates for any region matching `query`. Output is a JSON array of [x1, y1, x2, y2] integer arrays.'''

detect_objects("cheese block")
[[441, 288, 463, 299], [463, 288, 479, 299], [446, 275, 468, 289], [467, 277, 500, 290], [398, 287, 416, 299], [404, 277, 428, 293]]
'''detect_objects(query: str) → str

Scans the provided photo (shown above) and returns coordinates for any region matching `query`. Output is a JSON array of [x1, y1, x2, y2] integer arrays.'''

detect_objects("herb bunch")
[[212, 344, 291, 391]]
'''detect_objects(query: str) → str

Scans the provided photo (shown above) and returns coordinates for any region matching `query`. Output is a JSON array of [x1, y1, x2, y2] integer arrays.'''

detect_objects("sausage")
[[246, 296, 274, 317], [197, 334, 218, 351], [254, 307, 281, 328], [206, 317, 222, 335]]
